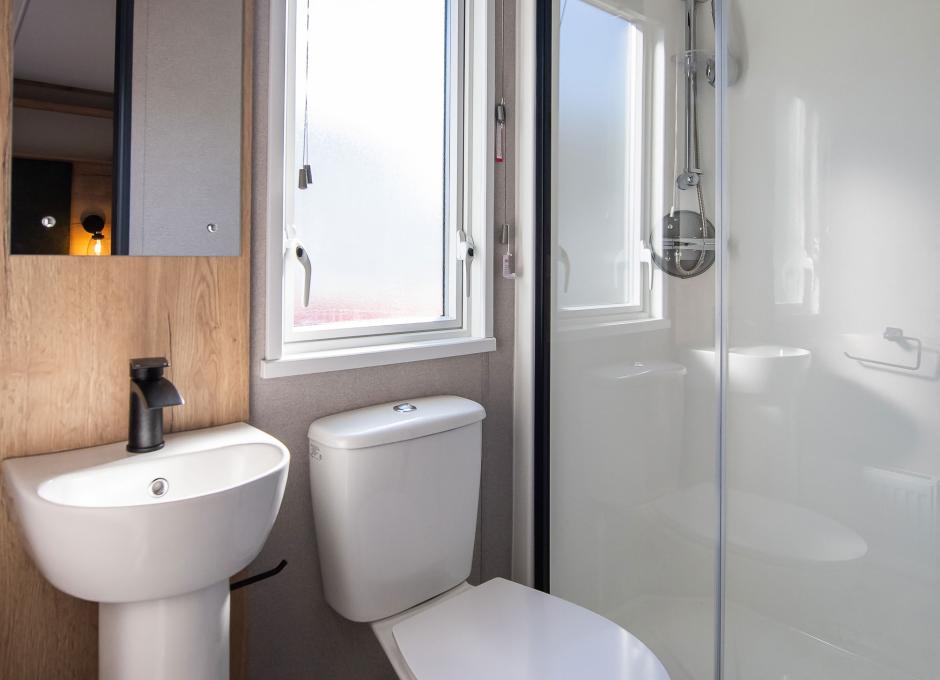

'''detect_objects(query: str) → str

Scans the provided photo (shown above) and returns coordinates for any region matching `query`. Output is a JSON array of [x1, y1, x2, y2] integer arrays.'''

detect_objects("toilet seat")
[[373, 578, 670, 680]]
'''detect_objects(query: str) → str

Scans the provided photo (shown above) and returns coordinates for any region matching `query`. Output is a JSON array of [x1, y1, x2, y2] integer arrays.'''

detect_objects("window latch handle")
[[558, 245, 571, 293], [285, 237, 312, 307], [457, 229, 475, 297]]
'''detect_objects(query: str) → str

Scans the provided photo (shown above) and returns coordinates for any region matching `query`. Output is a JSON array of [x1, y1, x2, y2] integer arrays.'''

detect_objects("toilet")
[[308, 396, 670, 680]]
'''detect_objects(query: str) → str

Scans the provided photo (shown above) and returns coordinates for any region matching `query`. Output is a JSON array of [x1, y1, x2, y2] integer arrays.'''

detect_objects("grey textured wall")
[[129, 0, 243, 255], [244, 1, 516, 678]]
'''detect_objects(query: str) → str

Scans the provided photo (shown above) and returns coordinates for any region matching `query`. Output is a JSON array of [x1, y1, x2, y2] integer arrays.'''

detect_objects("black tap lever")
[[127, 357, 184, 453]]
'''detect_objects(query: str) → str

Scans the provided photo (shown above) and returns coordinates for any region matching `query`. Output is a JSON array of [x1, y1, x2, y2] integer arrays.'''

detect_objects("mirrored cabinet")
[[9, 0, 243, 256]]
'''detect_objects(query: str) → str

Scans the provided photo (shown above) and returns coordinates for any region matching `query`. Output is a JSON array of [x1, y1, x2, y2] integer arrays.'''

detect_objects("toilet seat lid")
[[391, 578, 671, 680]]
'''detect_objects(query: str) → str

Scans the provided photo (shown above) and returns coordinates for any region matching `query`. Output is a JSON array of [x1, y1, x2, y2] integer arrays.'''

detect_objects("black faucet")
[[127, 357, 185, 453]]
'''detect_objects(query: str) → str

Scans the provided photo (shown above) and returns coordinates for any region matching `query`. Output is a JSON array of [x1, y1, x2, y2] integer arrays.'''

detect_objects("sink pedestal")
[[1, 423, 290, 680], [99, 580, 230, 680]]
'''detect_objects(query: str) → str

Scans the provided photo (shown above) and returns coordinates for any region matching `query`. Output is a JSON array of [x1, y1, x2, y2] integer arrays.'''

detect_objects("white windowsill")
[[556, 316, 671, 342], [261, 336, 497, 378]]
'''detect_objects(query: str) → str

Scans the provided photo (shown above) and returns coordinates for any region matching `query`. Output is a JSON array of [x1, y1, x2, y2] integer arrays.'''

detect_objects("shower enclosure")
[[531, 1, 940, 678]]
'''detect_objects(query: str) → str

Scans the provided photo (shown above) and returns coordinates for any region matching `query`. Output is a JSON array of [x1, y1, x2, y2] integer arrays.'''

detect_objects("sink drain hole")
[[149, 477, 169, 497]]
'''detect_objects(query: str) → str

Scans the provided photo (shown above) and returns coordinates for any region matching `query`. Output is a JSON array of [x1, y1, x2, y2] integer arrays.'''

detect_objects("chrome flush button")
[[393, 403, 417, 413], [149, 478, 169, 497]]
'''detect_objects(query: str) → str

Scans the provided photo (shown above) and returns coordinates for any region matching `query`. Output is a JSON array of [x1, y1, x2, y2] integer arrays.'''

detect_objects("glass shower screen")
[[546, 0, 721, 678], [723, 1, 940, 678], [542, 1, 940, 679]]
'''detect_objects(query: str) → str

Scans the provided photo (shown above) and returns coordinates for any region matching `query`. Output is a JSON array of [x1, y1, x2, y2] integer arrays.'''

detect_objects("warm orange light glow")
[[86, 234, 105, 256]]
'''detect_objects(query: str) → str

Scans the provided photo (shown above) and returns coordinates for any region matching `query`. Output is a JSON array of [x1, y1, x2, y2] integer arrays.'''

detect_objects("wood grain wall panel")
[[0, 0, 253, 677]]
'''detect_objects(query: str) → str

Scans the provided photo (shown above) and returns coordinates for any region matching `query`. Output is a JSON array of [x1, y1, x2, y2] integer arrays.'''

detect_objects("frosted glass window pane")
[[557, 0, 636, 308], [292, 1, 449, 329]]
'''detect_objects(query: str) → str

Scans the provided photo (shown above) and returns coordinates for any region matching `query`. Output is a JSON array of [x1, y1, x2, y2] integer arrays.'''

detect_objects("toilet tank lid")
[[308, 396, 486, 450]]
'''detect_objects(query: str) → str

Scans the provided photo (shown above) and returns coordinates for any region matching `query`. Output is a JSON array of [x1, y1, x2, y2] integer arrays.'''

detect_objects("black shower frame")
[[111, 0, 134, 255], [533, 0, 552, 593], [532, 5, 728, 677]]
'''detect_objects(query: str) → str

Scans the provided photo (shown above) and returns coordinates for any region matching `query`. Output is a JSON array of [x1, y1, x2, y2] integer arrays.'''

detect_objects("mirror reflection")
[[11, 0, 117, 255], [9, 0, 243, 257]]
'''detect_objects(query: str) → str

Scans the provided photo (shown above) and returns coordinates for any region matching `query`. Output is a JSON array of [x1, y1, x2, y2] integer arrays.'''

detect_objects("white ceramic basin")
[[39, 441, 284, 508], [2, 422, 290, 680], [686, 345, 812, 396], [728, 345, 811, 395]]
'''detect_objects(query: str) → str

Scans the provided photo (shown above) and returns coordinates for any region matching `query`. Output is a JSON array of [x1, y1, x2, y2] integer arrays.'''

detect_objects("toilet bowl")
[[372, 578, 670, 679], [308, 396, 670, 680]]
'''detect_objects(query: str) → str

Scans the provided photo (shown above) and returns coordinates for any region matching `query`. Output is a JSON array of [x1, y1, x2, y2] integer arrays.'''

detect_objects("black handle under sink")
[[230, 559, 288, 591]]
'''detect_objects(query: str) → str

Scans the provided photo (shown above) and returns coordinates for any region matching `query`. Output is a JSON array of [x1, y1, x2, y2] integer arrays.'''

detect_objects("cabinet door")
[[10, 158, 72, 255]]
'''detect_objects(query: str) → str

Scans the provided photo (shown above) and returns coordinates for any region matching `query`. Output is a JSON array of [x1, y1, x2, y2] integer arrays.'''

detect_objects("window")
[[264, 0, 496, 376], [556, 0, 662, 327]]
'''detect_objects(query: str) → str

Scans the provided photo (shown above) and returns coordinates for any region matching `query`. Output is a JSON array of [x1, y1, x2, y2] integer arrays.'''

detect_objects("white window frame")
[[263, 0, 497, 378], [555, 1, 666, 334]]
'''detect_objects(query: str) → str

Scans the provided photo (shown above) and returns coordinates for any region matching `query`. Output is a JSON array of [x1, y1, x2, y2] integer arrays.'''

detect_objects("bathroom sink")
[[727, 345, 811, 395], [38, 439, 284, 507], [686, 345, 811, 396], [4, 422, 289, 602], [2, 422, 290, 680]]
